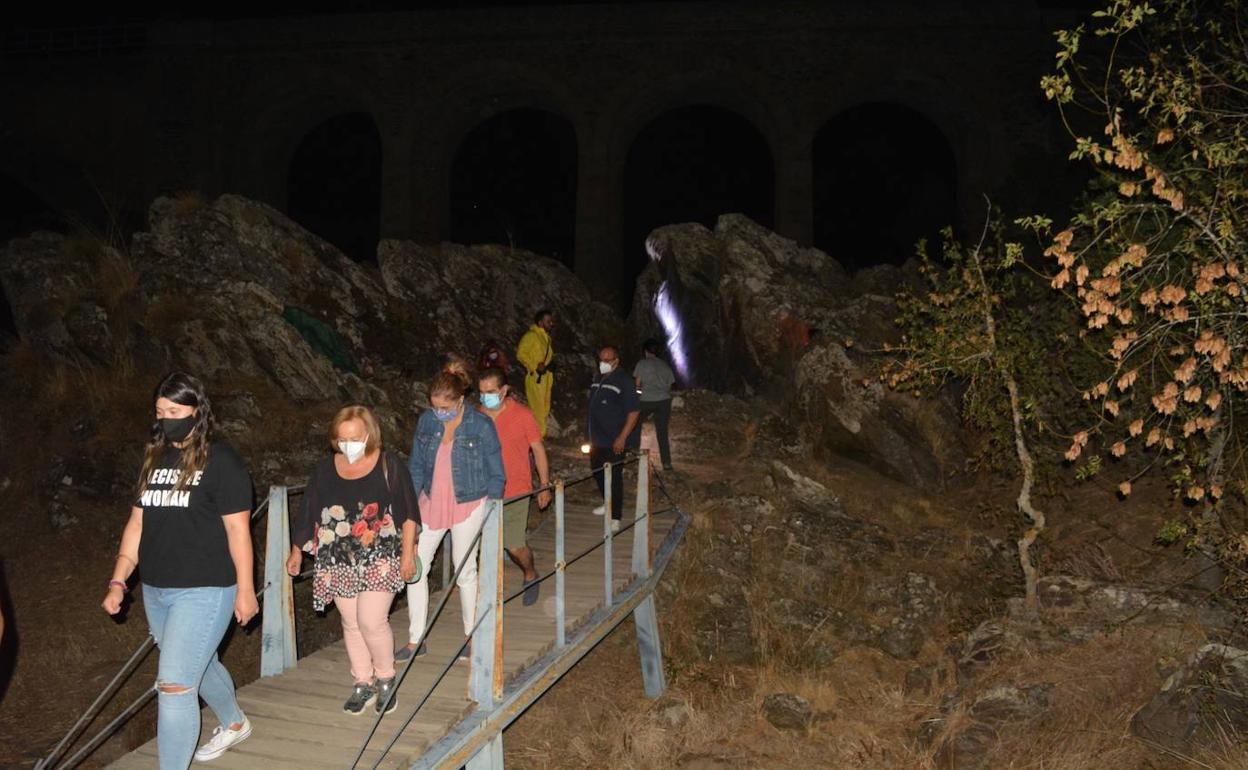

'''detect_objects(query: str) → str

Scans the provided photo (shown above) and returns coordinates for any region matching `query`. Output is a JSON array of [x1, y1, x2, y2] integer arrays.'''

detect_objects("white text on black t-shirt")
[[139, 468, 205, 508]]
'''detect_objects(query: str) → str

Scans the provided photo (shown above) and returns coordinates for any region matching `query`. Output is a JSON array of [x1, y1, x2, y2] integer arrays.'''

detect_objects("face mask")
[[338, 440, 367, 464], [433, 401, 460, 422], [161, 416, 195, 443], [598, 361, 614, 375], [481, 392, 503, 410]]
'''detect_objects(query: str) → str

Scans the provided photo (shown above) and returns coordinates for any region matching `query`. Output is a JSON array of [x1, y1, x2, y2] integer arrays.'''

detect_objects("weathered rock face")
[[0, 232, 130, 368], [1132, 644, 1248, 752], [130, 195, 392, 403], [0, 194, 623, 490], [632, 214, 962, 488], [378, 239, 626, 389]]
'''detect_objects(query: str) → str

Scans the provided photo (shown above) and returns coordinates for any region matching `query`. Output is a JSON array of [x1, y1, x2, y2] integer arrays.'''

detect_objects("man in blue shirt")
[[587, 345, 640, 531]]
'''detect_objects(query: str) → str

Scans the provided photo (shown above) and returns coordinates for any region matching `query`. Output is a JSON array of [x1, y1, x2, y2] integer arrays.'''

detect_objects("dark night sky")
[[8, 0, 1106, 27]]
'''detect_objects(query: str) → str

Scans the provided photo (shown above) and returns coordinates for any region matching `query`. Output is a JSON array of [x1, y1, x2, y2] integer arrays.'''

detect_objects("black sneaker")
[[395, 642, 428, 662], [522, 578, 541, 607], [375, 677, 398, 715], [343, 682, 377, 715]]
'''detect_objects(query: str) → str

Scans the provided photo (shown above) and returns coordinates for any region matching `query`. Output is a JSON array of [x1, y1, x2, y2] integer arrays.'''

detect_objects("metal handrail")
[[500, 506, 678, 604], [347, 497, 500, 769], [34, 490, 309, 770], [348, 453, 651, 767], [356, 451, 672, 768], [38, 452, 672, 770]]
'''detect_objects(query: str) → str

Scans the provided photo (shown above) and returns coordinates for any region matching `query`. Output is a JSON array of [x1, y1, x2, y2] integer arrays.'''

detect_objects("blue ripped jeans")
[[142, 584, 244, 769]]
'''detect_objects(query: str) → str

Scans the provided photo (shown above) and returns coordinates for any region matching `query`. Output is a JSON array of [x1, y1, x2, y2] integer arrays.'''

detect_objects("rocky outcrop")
[[378, 239, 626, 385], [631, 214, 962, 488], [1132, 644, 1248, 752], [0, 194, 627, 504]]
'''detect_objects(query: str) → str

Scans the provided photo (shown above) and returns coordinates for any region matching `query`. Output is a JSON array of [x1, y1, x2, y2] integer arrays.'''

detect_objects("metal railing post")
[[603, 462, 614, 607], [632, 450, 651, 578], [261, 485, 297, 677], [555, 480, 567, 647], [469, 498, 504, 708], [631, 453, 666, 698]]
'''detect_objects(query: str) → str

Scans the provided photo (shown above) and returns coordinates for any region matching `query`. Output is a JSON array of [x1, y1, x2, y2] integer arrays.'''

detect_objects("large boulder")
[[377, 239, 627, 388], [632, 214, 962, 487]]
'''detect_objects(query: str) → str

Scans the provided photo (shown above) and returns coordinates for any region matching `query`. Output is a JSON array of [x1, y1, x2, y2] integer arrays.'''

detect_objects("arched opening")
[[286, 112, 382, 262], [623, 105, 774, 293], [449, 108, 578, 268], [813, 103, 958, 269]]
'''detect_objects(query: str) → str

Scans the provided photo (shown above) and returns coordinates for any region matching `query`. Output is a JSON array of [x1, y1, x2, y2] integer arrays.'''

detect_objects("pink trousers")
[[334, 591, 396, 683]]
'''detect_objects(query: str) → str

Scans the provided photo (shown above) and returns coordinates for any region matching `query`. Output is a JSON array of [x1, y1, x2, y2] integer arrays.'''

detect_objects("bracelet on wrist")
[[108, 579, 128, 591]]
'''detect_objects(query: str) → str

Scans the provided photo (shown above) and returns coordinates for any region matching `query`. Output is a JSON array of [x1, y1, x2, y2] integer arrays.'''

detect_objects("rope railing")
[[353, 451, 678, 768], [37, 451, 680, 770], [34, 487, 311, 770], [348, 452, 659, 768]]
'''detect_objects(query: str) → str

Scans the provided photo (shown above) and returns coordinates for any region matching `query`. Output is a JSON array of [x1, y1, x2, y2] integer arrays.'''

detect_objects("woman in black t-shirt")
[[101, 372, 258, 768], [287, 405, 420, 716]]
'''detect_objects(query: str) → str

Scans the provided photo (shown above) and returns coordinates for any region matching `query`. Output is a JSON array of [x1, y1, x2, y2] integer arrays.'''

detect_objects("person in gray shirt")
[[632, 338, 677, 470]]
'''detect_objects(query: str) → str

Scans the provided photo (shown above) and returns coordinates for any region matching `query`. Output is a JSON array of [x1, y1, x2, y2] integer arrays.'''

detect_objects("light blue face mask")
[[481, 392, 503, 410], [433, 400, 461, 422]]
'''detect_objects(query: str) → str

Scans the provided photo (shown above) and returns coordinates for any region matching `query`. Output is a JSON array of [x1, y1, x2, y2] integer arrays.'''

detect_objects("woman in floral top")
[[287, 405, 419, 716]]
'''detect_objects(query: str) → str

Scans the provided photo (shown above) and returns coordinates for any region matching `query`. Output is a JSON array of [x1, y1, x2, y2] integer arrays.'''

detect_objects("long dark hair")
[[136, 372, 217, 496]]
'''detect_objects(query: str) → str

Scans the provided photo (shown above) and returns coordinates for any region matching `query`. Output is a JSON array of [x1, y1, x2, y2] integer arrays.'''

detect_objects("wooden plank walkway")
[[108, 479, 676, 770]]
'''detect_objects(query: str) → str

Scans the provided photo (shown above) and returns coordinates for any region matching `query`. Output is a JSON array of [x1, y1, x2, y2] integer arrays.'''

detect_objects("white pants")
[[406, 501, 486, 640]]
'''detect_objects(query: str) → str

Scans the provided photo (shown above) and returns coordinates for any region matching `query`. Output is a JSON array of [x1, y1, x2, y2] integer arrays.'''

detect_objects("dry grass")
[[923, 615, 1244, 770], [1058, 542, 1127, 583], [168, 190, 207, 216]]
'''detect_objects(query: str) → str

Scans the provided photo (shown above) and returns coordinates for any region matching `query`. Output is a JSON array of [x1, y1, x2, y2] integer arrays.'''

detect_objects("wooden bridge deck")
[[108, 482, 676, 770]]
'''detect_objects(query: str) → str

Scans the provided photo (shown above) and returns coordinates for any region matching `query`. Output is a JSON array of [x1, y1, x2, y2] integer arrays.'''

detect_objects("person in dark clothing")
[[101, 372, 257, 767], [286, 405, 420, 716], [587, 345, 640, 531]]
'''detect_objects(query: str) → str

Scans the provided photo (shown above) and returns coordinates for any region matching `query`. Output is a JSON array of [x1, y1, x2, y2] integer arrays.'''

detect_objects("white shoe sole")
[[592, 505, 606, 516], [194, 723, 252, 762]]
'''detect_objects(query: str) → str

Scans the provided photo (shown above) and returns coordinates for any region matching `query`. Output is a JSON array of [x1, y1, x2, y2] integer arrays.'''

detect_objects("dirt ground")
[[0, 391, 1243, 769]]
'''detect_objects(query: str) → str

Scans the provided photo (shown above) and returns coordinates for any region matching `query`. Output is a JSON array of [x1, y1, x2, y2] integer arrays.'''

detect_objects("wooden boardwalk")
[[108, 480, 678, 770]]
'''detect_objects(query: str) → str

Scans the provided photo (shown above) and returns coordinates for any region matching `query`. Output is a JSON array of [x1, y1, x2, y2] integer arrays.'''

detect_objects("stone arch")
[[811, 101, 959, 269], [448, 108, 578, 267], [603, 72, 784, 301], [619, 103, 776, 297], [604, 71, 785, 190], [224, 62, 384, 210], [805, 81, 992, 238], [286, 112, 384, 262], [414, 59, 583, 246]]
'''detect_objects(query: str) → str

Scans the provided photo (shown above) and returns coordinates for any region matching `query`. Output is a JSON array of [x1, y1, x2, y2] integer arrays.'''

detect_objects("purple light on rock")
[[654, 281, 689, 382]]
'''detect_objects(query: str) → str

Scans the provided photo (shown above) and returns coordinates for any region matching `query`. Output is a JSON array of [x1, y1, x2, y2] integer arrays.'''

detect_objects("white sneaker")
[[611, 519, 621, 533], [592, 504, 606, 516], [194, 715, 252, 762]]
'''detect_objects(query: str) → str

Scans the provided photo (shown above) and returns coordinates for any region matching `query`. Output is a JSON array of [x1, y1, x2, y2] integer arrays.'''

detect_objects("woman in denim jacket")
[[398, 368, 505, 661]]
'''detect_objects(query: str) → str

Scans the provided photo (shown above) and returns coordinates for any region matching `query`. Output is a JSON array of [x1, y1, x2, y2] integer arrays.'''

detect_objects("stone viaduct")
[[0, 1, 1079, 298]]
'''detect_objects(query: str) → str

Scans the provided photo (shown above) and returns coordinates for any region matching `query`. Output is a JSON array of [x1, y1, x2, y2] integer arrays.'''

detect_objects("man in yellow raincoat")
[[516, 309, 556, 436]]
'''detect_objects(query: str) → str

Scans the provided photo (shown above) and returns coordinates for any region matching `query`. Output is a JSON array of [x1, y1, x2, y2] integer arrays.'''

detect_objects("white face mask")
[[598, 361, 614, 375], [338, 440, 367, 464]]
